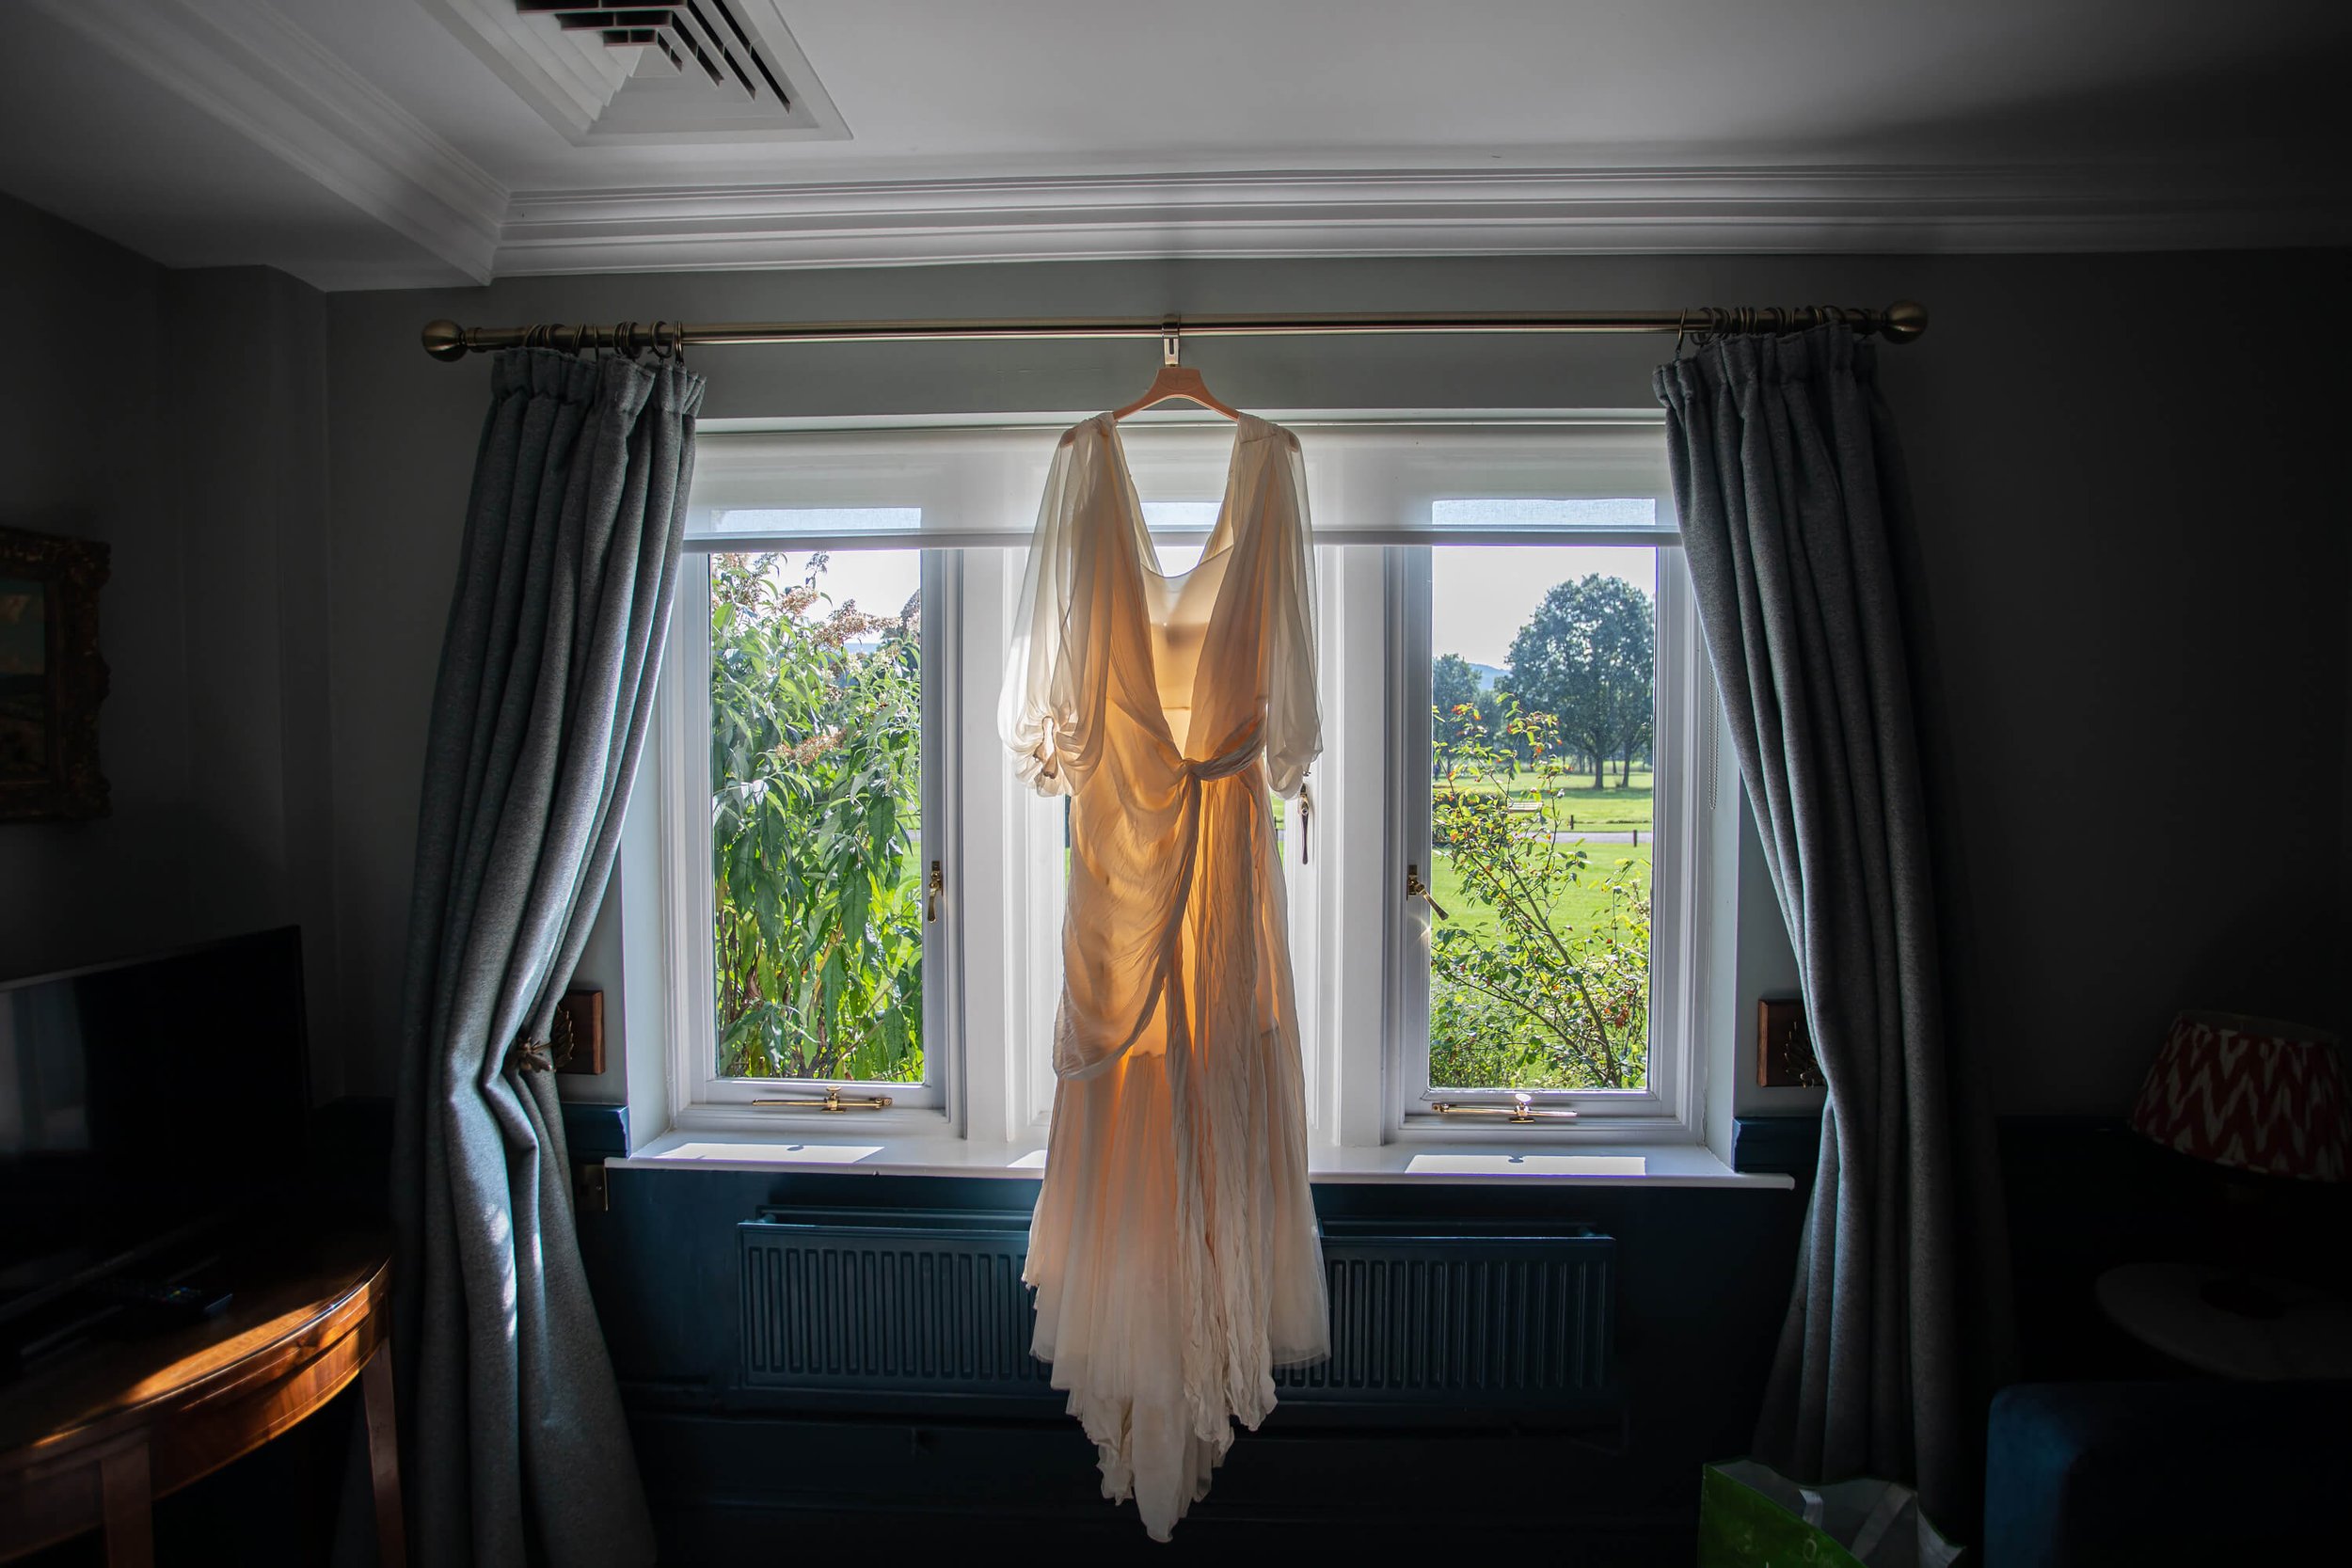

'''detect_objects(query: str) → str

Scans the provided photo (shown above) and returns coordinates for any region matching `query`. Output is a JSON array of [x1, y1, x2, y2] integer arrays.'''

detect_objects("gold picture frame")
[[1, 526, 110, 821]]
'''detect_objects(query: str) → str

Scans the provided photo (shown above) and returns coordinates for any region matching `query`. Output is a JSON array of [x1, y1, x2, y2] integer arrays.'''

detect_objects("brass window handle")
[[1406, 863, 1449, 921], [1427, 1092, 1578, 1123], [752, 1085, 896, 1112], [926, 861, 944, 923]]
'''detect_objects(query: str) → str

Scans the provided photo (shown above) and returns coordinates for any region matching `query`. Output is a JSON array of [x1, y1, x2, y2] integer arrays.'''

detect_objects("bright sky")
[[760, 506, 1656, 674], [1435, 545, 1655, 670], [770, 549, 923, 623]]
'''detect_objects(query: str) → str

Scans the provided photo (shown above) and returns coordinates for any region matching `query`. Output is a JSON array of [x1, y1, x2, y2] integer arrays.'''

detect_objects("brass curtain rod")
[[418, 300, 1926, 360]]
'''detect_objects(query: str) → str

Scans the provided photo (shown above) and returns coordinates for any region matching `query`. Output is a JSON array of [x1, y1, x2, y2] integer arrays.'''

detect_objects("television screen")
[[0, 927, 311, 1315]]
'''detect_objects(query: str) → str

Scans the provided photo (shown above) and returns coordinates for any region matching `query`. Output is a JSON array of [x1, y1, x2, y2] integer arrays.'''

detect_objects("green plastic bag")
[[1697, 1460, 1962, 1568]]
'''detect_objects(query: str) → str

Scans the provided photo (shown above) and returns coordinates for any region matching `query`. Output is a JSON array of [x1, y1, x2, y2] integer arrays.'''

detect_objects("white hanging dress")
[[1000, 412, 1326, 1541]]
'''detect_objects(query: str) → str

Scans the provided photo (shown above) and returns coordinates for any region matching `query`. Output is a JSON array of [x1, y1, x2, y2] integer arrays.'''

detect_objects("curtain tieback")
[[504, 1003, 579, 1075]]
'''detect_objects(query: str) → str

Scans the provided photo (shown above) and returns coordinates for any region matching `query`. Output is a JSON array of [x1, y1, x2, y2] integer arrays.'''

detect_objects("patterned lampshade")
[[2129, 1012, 2350, 1181]]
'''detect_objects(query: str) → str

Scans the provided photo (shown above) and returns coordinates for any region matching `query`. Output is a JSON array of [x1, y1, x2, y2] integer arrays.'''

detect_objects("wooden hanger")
[[1112, 321, 1241, 421]]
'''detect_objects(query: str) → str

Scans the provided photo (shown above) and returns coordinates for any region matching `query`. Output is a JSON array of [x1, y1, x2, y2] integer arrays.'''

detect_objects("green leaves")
[[709, 552, 925, 1083], [1499, 575, 1653, 788], [1429, 696, 1650, 1092]]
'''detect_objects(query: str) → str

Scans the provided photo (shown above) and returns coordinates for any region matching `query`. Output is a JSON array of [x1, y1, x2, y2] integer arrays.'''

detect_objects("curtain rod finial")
[[421, 319, 469, 361], [1881, 300, 1929, 342]]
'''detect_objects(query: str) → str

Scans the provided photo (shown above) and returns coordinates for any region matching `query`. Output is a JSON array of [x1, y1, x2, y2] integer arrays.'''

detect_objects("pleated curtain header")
[[687, 417, 1680, 550]]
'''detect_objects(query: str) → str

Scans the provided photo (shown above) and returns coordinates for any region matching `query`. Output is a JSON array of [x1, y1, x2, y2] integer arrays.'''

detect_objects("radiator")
[[738, 1211, 1615, 1410], [739, 1210, 1050, 1394], [1276, 1227, 1614, 1405]]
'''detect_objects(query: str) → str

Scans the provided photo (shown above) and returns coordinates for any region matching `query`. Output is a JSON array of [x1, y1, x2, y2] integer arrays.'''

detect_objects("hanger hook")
[[1161, 316, 1181, 367]]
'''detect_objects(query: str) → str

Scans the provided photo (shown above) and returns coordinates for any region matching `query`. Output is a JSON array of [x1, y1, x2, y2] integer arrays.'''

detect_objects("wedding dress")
[[1001, 412, 1326, 1540]]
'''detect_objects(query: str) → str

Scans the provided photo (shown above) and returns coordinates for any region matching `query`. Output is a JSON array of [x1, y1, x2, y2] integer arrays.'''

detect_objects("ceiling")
[[2, 0, 2346, 290]]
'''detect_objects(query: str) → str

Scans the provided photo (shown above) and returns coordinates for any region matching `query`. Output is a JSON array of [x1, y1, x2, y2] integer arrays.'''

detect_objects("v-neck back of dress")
[[1102, 413, 1258, 756], [1142, 550, 1234, 754]]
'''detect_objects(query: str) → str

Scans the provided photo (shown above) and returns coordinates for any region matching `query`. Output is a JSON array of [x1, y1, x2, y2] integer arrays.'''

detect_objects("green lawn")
[[1423, 839, 1651, 941], [1435, 773, 1653, 832]]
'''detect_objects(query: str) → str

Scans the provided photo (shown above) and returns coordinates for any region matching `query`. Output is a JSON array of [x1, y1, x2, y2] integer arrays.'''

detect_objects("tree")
[[1428, 705, 1649, 1089], [1432, 653, 1486, 768], [1502, 575, 1653, 788], [708, 552, 925, 1083]]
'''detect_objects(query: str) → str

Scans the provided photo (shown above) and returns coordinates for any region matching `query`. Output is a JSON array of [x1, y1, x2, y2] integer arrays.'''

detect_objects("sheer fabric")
[[1002, 413, 1326, 1540]]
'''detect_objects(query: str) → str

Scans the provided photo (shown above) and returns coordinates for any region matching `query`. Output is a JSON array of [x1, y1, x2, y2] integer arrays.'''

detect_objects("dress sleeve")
[[1262, 433, 1321, 799], [999, 430, 1094, 797]]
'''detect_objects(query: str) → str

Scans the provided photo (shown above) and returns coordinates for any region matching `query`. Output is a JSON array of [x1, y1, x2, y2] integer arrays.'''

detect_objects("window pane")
[[709, 549, 925, 1082], [1427, 543, 1656, 1092]]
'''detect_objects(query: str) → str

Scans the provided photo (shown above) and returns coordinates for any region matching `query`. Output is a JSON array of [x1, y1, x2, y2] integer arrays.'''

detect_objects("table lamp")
[[2130, 1011, 2348, 1182], [2128, 1011, 2348, 1315]]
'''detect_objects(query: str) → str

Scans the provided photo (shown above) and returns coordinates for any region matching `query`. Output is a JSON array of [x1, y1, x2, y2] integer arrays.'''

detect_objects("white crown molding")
[[29, 0, 506, 285], [495, 164, 2350, 277]]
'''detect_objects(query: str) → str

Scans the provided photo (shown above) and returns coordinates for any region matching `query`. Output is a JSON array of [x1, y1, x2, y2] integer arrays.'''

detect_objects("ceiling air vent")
[[422, 0, 847, 142]]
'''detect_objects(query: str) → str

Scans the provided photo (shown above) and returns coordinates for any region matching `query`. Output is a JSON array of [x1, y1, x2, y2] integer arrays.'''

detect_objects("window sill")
[[611, 1129, 1789, 1190]]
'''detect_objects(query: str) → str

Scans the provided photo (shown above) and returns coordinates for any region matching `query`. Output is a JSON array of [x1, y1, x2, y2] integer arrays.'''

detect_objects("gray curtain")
[[392, 347, 701, 1566], [1654, 325, 1997, 1531]]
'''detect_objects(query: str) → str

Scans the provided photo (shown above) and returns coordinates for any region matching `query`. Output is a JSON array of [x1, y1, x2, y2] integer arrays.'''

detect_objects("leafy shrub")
[[708, 553, 924, 1081], [1429, 699, 1649, 1090]]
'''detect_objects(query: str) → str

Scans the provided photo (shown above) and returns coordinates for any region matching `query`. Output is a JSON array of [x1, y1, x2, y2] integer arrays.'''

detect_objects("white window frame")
[[1375, 540, 1722, 1142], [660, 546, 966, 1132], [647, 415, 1725, 1149]]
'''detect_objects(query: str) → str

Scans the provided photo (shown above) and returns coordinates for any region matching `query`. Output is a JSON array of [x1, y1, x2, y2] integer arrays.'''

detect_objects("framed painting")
[[0, 526, 110, 821]]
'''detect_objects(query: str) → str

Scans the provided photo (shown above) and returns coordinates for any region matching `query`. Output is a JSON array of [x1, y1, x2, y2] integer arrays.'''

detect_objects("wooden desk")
[[0, 1233, 405, 1567]]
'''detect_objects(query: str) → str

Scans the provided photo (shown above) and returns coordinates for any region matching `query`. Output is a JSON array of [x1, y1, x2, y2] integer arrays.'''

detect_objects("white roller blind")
[[686, 416, 1677, 550]]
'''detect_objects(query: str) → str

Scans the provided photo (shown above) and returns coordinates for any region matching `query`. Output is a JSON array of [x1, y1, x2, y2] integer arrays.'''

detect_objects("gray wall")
[[321, 248, 2351, 1115], [6, 202, 2343, 1120], [0, 195, 340, 1095], [1, 198, 182, 971]]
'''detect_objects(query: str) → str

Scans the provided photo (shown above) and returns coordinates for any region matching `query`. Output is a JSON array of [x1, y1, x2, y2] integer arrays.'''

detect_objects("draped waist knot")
[[1179, 750, 1259, 785], [1172, 717, 1263, 787]]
